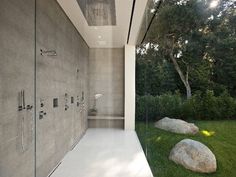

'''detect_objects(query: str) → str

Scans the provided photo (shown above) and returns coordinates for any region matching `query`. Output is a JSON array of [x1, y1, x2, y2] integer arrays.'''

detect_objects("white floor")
[[51, 128, 153, 177]]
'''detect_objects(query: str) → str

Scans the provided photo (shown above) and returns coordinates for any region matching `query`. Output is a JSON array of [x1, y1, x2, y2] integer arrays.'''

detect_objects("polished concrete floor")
[[51, 128, 153, 177]]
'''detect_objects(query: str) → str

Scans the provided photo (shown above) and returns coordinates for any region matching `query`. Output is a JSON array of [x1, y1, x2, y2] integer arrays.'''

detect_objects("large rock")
[[169, 139, 217, 173], [154, 117, 199, 134]]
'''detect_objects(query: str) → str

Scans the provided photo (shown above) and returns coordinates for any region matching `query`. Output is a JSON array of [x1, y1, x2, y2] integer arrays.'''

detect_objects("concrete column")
[[124, 45, 136, 130]]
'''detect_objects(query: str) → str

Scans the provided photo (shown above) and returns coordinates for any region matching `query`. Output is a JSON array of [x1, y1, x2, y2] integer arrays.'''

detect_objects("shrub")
[[136, 95, 146, 121], [136, 93, 183, 121], [136, 90, 236, 121], [218, 91, 236, 119], [201, 90, 221, 120], [157, 92, 183, 118], [182, 94, 200, 120]]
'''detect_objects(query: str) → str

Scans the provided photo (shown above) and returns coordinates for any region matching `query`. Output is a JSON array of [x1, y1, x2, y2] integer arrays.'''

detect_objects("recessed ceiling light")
[[98, 35, 102, 39]]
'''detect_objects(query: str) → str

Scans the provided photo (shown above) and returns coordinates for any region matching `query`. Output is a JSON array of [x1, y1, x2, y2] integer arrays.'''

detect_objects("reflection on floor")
[[51, 128, 153, 177]]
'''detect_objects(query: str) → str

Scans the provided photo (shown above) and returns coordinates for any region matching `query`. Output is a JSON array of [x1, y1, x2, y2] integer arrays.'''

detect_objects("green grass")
[[136, 120, 236, 177]]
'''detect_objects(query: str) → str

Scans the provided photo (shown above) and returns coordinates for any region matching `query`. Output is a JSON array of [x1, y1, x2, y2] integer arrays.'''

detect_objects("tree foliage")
[[136, 0, 236, 97]]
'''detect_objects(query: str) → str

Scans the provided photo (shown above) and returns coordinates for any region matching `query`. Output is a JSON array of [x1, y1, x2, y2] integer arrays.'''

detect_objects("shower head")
[[40, 49, 57, 56]]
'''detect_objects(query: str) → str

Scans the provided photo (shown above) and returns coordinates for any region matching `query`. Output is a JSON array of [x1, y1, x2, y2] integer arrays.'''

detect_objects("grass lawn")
[[136, 120, 236, 177]]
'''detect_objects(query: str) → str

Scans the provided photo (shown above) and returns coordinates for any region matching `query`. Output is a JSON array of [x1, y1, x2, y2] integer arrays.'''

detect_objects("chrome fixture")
[[17, 90, 33, 152], [65, 104, 69, 111], [18, 90, 23, 111], [40, 49, 57, 56], [93, 93, 103, 109], [26, 105, 33, 110], [39, 111, 46, 119], [77, 96, 80, 107], [76, 69, 79, 80], [40, 98, 44, 107], [18, 90, 33, 111], [65, 93, 69, 111], [53, 98, 58, 108], [39, 98, 46, 119], [89, 93, 103, 115], [81, 91, 85, 102]]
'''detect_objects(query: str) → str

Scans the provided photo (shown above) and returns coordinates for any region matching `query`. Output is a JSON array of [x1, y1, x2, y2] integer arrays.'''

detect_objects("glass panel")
[[0, 0, 36, 177], [136, 0, 236, 177], [137, 0, 162, 44]]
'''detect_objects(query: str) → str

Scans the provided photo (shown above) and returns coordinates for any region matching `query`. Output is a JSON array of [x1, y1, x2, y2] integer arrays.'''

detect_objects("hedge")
[[136, 90, 236, 121]]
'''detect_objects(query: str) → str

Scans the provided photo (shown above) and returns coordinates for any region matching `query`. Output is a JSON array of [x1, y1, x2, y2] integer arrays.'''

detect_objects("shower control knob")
[[26, 105, 33, 110], [39, 111, 46, 119], [39, 114, 43, 120], [18, 106, 23, 111]]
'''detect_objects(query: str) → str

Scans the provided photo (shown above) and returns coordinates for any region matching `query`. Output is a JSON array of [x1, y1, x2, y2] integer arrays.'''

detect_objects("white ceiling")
[[57, 0, 148, 48]]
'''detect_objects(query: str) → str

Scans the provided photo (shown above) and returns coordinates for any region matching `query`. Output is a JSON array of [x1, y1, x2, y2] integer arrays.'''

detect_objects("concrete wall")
[[0, 0, 89, 177], [88, 48, 124, 117], [0, 0, 35, 177], [36, 0, 89, 177]]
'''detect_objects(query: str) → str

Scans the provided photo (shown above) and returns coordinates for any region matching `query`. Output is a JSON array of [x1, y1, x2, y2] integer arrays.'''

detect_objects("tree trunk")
[[169, 52, 192, 99], [186, 82, 192, 99]]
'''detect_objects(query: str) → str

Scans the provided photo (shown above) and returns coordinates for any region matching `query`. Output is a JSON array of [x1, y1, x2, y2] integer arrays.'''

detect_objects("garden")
[[136, 120, 236, 177]]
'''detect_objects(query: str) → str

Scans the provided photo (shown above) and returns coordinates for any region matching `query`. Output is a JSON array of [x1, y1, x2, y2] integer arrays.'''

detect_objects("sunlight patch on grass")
[[201, 130, 215, 137], [155, 136, 162, 142]]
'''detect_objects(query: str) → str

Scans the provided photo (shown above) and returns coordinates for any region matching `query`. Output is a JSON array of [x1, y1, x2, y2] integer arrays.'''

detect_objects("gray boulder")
[[169, 139, 217, 173], [154, 117, 199, 134]]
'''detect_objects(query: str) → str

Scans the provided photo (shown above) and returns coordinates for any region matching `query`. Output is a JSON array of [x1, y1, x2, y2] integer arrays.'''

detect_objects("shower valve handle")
[[27, 105, 33, 110], [39, 111, 46, 119]]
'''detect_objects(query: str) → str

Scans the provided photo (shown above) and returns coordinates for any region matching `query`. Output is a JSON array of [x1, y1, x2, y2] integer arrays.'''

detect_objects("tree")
[[208, 1, 236, 96], [145, 0, 219, 98], [136, 44, 179, 96], [137, 0, 236, 98]]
